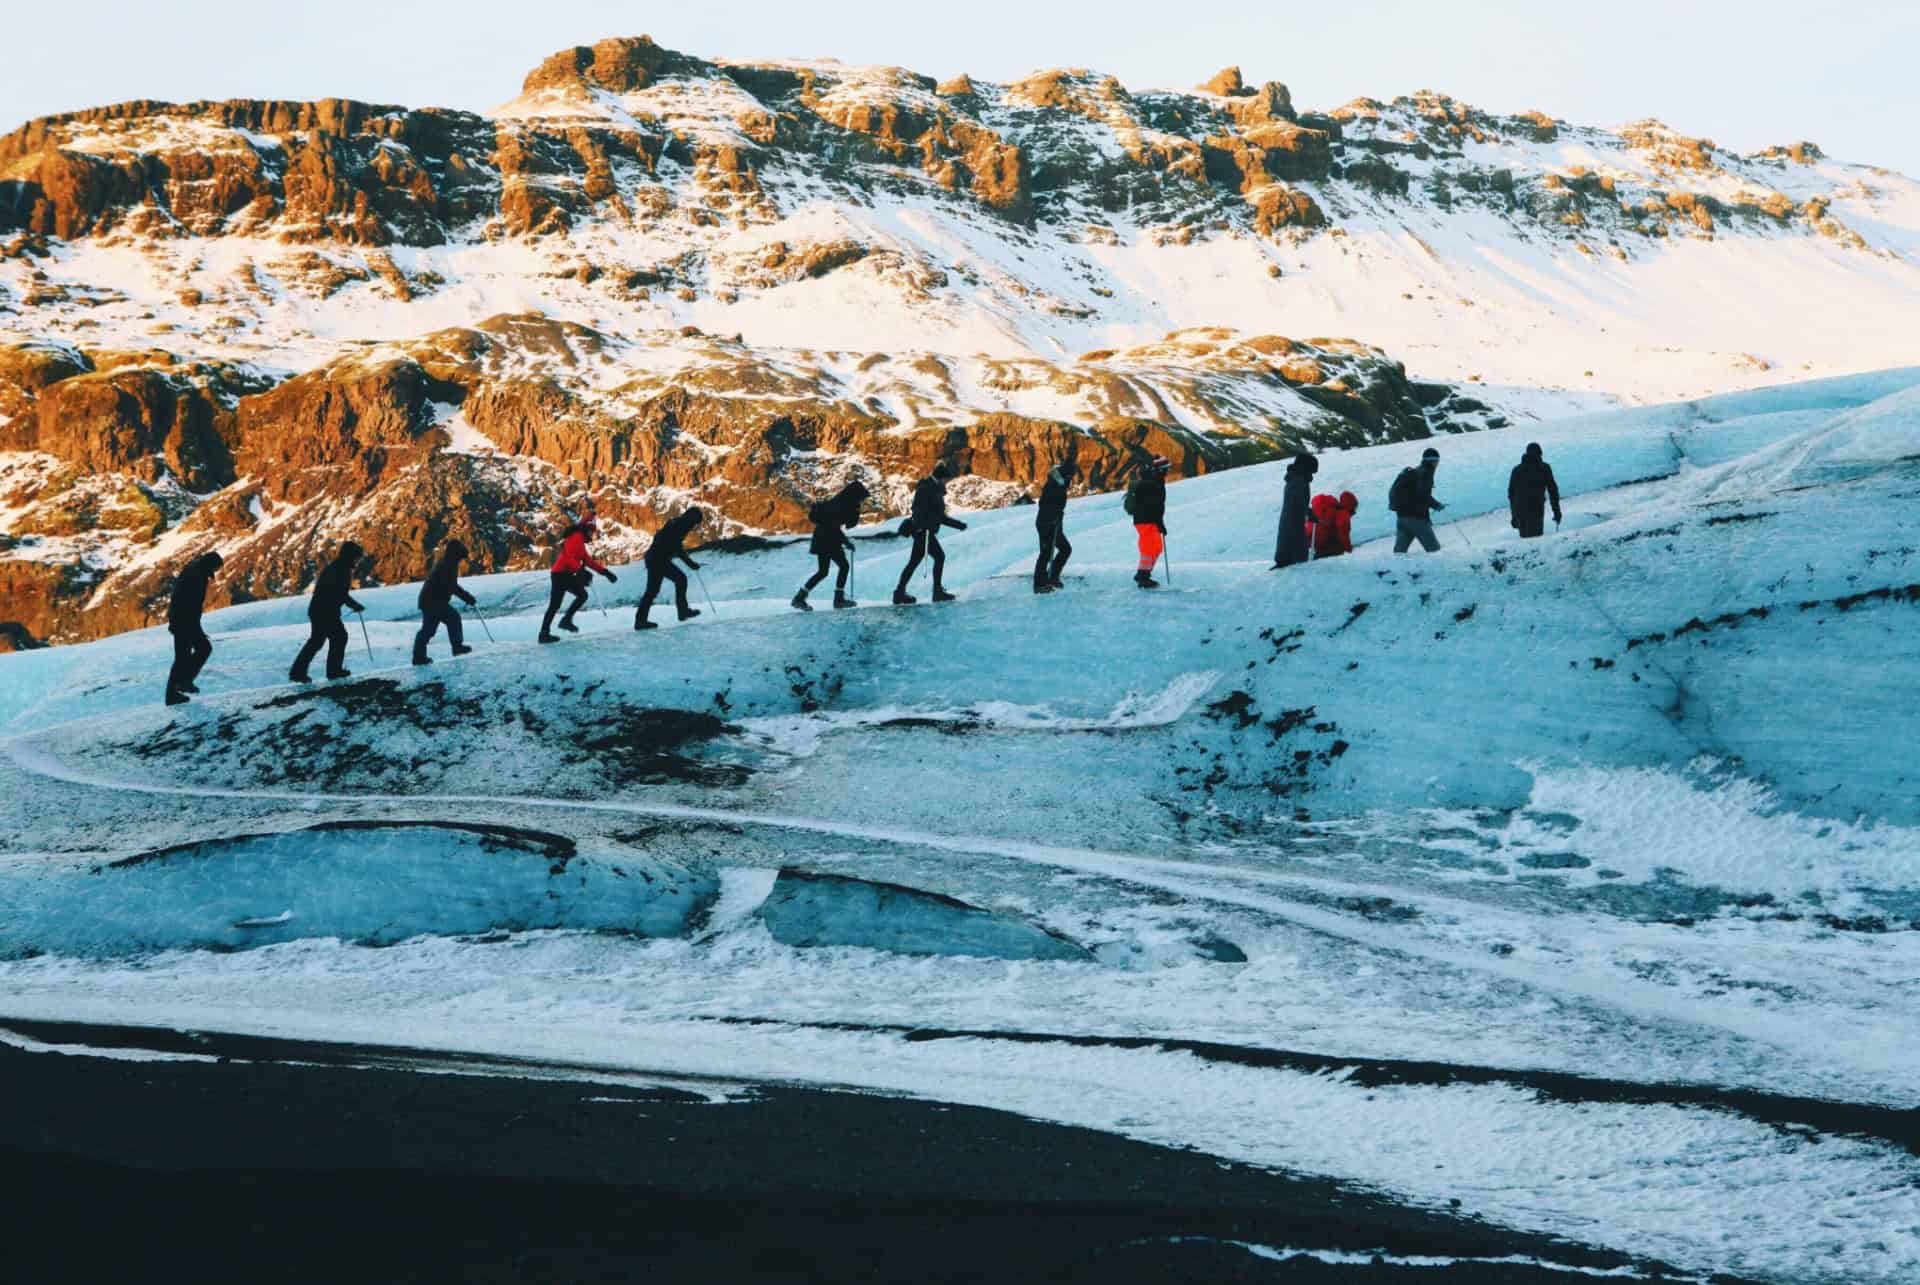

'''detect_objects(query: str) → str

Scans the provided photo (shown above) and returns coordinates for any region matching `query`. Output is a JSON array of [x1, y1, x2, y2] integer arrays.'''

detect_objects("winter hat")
[[341, 540, 364, 562], [681, 505, 705, 524], [1149, 454, 1171, 473], [932, 461, 955, 481], [1339, 491, 1358, 511], [1058, 457, 1080, 477], [202, 550, 225, 570], [1421, 447, 1440, 462], [446, 539, 468, 560], [1295, 452, 1319, 471], [1525, 442, 1543, 458]]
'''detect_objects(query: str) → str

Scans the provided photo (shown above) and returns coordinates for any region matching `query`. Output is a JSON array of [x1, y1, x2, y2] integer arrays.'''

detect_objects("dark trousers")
[[167, 624, 211, 694], [293, 613, 349, 677], [1035, 523, 1071, 585], [541, 571, 589, 635], [803, 549, 850, 593], [897, 529, 945, 590], [1514, 508, 1546, 539], [636, 563, 690, 623], [414, 602, 464, 657]]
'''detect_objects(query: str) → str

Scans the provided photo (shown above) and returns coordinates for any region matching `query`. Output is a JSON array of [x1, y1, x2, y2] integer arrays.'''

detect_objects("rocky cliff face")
[[2, 33, 1917, 646]]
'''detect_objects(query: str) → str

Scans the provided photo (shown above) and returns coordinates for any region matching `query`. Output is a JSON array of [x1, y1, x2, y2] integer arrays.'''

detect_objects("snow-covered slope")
[[3, 369, 1918, 1282]]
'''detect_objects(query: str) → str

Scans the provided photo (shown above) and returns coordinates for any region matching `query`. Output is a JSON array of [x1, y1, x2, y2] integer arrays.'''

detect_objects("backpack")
[[1123, 479, 1140, 516], [808, 498, 829, 526], [1388, 468, 1415, 516]]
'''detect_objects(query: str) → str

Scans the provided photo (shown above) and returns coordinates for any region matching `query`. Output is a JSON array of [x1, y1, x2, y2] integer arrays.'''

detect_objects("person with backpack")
[[413, 540, 476, 665], [793, 481, 869, 611], [290, 541, 367, 682], [1508, 443, 1563, 539], [164, 550, 222, 705], [1388, 447, 1446, 554], [1308, 492, 1359, 557], [1271, 452, 1319, 568], [893, 462, 967, 605], [539, 515, 614, 643], [1033, 458, 1078, 594], [634, 506, 705, 630], [1125, 455, 1170, 588]]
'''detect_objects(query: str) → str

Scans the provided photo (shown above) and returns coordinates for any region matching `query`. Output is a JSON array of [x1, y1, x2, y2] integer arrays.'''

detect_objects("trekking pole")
[[1451, 520, 1476, 550], [356, 610, 374, 664], [695, 568, 719, 618], [1161, 534, 1172, 586], [473, 602, 495, 643]]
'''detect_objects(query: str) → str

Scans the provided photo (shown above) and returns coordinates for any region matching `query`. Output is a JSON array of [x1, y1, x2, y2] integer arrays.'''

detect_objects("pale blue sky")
[[5, 1, 1915, 175]]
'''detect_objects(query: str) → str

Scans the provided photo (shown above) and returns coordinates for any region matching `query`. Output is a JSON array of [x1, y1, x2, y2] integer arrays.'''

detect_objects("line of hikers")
[[161, 442, 1565, 705]]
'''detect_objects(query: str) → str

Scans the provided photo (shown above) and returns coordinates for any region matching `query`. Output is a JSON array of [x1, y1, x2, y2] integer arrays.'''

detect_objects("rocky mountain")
[[2, 33, 1917, 646]]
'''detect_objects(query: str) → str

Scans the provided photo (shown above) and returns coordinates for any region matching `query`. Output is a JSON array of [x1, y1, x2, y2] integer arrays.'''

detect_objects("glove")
[[1552, 510, 1563, 524], [1430, 500, 1446, 512], [952, 521, 968, 531], [1157, 522, 1167, 534], [686, 559, 701, 570], [601, 569, 617, 583]]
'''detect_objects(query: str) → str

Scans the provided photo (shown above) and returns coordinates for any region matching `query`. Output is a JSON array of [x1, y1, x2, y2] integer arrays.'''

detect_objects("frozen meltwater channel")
[[4, 370, 1920, 1282]]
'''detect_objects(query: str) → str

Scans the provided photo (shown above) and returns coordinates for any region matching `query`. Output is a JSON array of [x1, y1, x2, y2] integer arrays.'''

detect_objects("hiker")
[[1508, 443, 1563, 539], [1388, 447, 1446, 553], [164, 550, 222, 705], [540, 516, 614, 643], [290, 541, 366, 682], [1033, 458, 1078, 594], [1126, 455, 1170, 588], [792, 481, 869, 611], [413, 540, 476, 665], [634, 506, 705, 630], [1308, 492, 1359, 558], [893, 462, 967, 605], [1272, 453, 1319, 568]]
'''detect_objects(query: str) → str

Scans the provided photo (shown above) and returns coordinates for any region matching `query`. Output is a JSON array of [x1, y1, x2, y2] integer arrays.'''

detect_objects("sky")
[[3, 1, 1915, 176]]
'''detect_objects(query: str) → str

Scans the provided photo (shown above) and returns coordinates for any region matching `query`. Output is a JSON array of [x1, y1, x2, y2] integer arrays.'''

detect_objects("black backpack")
[[1388, 468, 1416, 515], [808, 498, 830, 526]]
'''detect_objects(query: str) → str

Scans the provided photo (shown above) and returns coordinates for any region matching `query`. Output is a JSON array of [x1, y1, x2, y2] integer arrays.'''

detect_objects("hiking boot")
[[1134, 571, 1159, 589], [892, 588, 916, 605], [326, 669, 352, 680], [452, 644, 473, 656], [557, 619, 580, 633], [179, 682, 200, 694], [791, 591, 813, 612], [1033, 581, 1055, 595], [165, 690, 190, 706], [1048, 577, 1065, 590], [832, 592, 856, 609], [412, 654, 432, 666], [678, 607, 701, 622], [538, 633, 560, 644], [932, 589, 956, 603], [289, 669, 311, 683], [633, 620, 658, 631]]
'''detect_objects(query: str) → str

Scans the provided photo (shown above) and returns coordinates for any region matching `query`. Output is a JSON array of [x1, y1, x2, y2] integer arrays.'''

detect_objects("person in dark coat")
[[893, 463, 967, 605], [164, 550, 223, 705], [1128, 455, 1169, 588], [1271, 453, 1320, 568], [1388, 448, 1446, 553], [634, 507, 705, 630], [413, 540, 477, 665], [793, 481, 869, 611], [539, 515, 615, 643], [290, 541, 366, 682], [1508, 443, 1563, 538], [1032, 459, 1078, 594]]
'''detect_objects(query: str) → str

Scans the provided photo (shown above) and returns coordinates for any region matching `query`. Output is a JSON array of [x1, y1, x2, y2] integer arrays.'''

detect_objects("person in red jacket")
[[1307, 491, 1359, 557], [539, 515, 616, 643]]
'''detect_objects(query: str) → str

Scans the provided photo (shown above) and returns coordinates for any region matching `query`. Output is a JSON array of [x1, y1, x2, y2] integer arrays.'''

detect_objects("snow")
[[3, 368, 1920, 1280]]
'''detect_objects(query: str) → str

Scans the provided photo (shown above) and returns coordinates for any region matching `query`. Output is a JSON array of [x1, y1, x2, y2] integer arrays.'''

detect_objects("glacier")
[[2, 368, 1920, 1283]]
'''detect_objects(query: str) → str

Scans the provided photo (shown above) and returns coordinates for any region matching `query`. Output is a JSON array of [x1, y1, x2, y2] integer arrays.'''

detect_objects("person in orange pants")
[[1125, 455, 1170, 587]]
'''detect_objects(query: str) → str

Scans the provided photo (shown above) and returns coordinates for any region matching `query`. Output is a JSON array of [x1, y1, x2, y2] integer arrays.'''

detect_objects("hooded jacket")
[[644, 509, 703, 569], [809, 481, 869, 555], [1036, 465, 1074, 527], [1508, 451, 1562, 524], [552, 525, 608, 576], [910, 474, 965, 534], [310, 542, 365, 618], [167, 552, 222, 629], [1274, 454, 1319, 566], [419, 540, 476, 609], [1129, 471, 1168, 528], [1389, 463, 1441, 521]]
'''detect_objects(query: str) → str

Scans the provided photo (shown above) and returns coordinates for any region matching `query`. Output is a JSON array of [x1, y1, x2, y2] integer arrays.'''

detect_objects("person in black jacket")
[[793, 481, 870, 611], [893, 463, 967, 605], [1033, 459, 1077, 594], [1127, 455, 1169, 588], [634, 507, 705, 630], [413, 540, 477, 665], [1388, 448, 1445, 553], [1271, 452, 1320, 568], [164, 550, 223, 706], [290, 541, 367, 682], [1508, 443, 1563, 539]]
